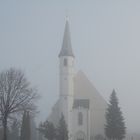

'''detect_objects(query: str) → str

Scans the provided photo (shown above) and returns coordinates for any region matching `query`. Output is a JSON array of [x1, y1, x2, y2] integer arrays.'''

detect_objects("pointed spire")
[[59, 18, 74, 57]]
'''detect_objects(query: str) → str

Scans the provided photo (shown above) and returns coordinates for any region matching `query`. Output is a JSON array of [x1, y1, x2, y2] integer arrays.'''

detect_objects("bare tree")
[[0, 68, 38, 140]]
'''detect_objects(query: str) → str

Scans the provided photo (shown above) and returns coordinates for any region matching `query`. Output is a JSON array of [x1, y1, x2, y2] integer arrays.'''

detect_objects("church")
[[47, 19, 107, 140]]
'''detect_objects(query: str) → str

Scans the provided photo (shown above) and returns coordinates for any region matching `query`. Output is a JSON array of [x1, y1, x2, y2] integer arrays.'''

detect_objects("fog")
[[0, 0, 140, 134]]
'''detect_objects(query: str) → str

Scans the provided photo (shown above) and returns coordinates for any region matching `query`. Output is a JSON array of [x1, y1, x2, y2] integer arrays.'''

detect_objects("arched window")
[[78, 112, 83, 125], [64, 58, 67, 66]]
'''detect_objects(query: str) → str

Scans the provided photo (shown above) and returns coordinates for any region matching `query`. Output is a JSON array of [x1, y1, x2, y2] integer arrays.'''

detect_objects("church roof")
[[58, 20, 74, 57], [73, 99, 89, 109], [74, 71, 107, 108]]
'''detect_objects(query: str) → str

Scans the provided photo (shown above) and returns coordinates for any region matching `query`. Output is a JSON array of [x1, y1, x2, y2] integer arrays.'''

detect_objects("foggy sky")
[[0, 0, 140, 133]]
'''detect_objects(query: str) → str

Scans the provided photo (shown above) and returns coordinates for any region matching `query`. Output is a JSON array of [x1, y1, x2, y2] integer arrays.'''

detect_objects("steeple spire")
[[59, 18, 74, 57]]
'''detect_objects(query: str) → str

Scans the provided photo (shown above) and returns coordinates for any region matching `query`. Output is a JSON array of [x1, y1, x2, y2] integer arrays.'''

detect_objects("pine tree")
[[10, 120, 19, 140], [20, 111, 31, 140], [105, 90, 126, 140], [20, 112, 26, 140], [26, 112, 31, 140], [39, 121, 56, 140], [38, 123, 44, 140], [0, 127, 10, 140], [30, 118, 37, 140], [57, 114, 68, 140]]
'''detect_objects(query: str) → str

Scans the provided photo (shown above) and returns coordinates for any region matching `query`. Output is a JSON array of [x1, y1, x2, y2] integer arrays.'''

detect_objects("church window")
[[78, 112, 83, 125], [64, 58, 67, 66]]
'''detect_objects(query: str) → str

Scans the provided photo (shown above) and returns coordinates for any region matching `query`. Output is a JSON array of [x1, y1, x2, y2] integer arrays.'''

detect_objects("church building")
[[48, 19, 107, 140]]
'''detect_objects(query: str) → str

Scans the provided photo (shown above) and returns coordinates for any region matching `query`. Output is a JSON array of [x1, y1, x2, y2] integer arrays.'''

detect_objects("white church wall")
[[74, 71, 107, 139], [72, 108, 90, 140], [90, 109, 106, 139]]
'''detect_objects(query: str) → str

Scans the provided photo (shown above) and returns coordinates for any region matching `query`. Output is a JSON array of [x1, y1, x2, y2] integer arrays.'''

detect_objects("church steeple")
[[59, 19, 74, 140], [59, 19, 74, 57]]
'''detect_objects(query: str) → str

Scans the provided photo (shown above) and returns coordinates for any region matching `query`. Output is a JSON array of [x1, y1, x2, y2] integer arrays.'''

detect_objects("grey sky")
[[0, 0, 140, 133]]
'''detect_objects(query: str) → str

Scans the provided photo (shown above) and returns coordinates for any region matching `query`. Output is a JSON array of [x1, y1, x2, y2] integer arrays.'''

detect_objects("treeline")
[[38, 114, 68, 140], [0, 68, 38, 140], [0, 111, 37, 140]]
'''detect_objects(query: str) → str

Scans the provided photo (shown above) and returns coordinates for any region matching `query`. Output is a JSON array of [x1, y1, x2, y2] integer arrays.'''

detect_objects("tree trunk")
[[3, 116, 8, 140]]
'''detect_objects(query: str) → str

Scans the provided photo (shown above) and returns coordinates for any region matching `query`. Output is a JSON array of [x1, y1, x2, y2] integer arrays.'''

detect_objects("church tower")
[[59, 18, 75, 139], [47, 17, 107, 140]]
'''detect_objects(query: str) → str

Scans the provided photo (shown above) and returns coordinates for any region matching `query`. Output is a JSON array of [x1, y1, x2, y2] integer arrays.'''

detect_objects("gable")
[[74, 71, 107, 109]]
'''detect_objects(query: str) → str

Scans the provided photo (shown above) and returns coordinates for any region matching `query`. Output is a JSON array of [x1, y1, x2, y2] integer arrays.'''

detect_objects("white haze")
[[0, 0, 140, 133]]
